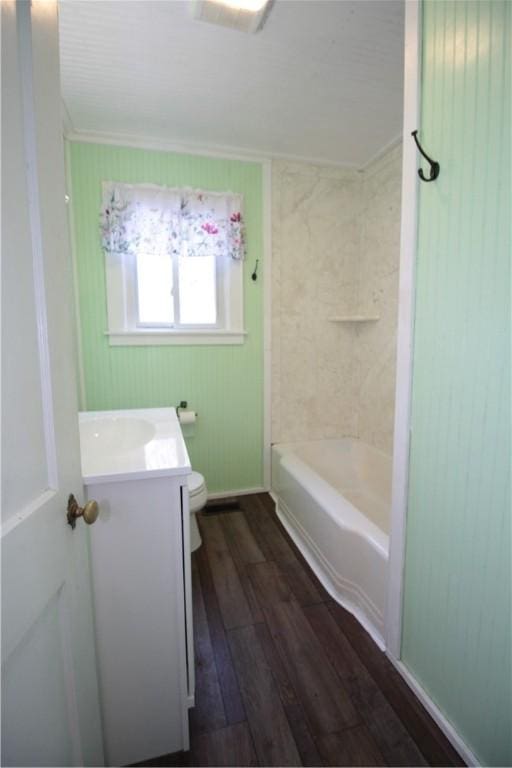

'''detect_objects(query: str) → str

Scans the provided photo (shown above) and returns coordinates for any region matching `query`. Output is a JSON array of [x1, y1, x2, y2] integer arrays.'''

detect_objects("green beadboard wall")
[[402, 1, 511, 765], [68, 141, 264, 494]]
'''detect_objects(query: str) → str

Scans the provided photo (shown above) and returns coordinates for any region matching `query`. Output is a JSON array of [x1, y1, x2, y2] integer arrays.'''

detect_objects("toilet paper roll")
[[178, 409, 196, 425]]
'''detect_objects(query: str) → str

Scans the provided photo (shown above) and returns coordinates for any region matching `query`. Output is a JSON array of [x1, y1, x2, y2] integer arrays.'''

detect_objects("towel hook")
[[411, 130, 440, 182]]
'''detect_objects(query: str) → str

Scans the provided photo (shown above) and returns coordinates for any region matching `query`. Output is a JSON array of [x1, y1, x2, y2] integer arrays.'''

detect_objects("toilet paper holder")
[[176, 401, 198, 418]]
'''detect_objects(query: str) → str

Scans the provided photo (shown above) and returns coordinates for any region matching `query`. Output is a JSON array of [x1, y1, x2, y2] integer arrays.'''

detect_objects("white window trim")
[[105, 329, 248, 346]]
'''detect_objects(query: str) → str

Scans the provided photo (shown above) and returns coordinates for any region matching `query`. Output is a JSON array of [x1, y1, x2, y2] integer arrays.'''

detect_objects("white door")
[[1, 2, 104, 765]]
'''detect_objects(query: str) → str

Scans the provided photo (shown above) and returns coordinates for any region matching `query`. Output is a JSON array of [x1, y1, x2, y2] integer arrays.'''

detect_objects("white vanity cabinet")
[[79, 409, 194, 767]]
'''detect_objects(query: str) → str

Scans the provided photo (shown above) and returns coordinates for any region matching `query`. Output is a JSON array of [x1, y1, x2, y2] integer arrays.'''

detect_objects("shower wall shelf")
[[328, 315, 380, 323]]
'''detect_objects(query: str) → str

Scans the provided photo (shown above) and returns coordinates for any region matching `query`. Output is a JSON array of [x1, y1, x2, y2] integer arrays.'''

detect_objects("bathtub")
[[271, 438, 391, 649]]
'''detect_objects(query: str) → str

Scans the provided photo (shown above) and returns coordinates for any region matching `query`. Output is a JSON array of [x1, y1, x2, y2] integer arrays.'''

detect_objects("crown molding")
[[63, 127, 365, 170]]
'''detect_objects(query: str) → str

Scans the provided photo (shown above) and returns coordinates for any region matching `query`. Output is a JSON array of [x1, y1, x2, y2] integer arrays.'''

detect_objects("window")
[[135, 250, 217, 327], [100, 182, 246, 345], [136, 250, 175, 325]]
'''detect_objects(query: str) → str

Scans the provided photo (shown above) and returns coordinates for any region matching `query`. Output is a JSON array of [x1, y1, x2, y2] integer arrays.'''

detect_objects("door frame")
[[385, 0, 421, 660]]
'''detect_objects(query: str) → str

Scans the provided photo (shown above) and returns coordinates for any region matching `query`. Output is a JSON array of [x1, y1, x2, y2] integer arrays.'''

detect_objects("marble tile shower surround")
[[271, 144, 402, 454], [271, 161, 361, 444], [356, 143, 402, 454]]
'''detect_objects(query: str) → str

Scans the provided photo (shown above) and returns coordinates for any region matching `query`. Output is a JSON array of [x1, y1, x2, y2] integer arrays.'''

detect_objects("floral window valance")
[[100, 182, 246, 261]]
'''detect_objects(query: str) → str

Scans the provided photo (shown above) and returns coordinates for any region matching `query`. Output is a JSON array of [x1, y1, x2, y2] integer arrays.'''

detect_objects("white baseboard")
[[207, 486, 267, 501], [387, 655, 480, 767]]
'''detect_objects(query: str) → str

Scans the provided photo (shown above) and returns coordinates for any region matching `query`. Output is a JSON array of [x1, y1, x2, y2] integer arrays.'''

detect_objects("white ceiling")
[[59, 0, 404, 168]]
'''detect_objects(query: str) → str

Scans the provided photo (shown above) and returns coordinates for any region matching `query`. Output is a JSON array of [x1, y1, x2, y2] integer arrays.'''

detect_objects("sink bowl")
[[78, 408, 191, 484], [80, 416, 156, 454]]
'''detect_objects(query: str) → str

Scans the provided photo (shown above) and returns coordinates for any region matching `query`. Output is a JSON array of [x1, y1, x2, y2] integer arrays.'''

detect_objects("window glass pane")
[[136, 252, 174, 325], [178, 254, 217, 325]]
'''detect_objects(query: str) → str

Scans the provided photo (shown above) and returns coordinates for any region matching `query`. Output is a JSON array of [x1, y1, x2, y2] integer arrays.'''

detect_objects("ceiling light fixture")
[[218, 0, 268, 11], [193, 0, 272, 34]]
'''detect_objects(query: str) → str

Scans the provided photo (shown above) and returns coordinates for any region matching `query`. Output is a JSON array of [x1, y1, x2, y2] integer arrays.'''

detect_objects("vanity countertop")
[[79, 407, 191, 485]]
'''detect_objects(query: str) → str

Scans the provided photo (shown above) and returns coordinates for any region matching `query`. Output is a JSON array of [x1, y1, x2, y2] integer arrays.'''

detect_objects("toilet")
[[187, 471, 207, 551]]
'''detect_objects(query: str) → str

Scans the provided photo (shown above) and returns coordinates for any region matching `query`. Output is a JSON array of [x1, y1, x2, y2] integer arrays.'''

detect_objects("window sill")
[[105, 329, 248, 346]]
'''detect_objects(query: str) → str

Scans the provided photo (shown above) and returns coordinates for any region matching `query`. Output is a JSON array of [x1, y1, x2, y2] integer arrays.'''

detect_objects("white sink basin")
[[80, 416, 156, 454], [78, 408, 191, 484]]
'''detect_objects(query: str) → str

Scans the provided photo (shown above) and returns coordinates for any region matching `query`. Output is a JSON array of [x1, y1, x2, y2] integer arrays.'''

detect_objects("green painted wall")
[[68, 141, 263, 494], [402, 2, 511, 765]]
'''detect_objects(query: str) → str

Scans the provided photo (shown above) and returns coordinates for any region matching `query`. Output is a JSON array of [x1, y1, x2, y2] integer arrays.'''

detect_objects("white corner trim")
[[387, 656, 480, 768], [18, 0, 58, 489], [64, 140, 86, 409], [61, 98, 75, 136], [262, 159, 272, 491], [386, 0, 421, 658], [105, 330, 247, 346], [207, 486, 266, 501]]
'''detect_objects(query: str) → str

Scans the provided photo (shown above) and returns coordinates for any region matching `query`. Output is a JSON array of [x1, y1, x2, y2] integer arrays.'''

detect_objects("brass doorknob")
[[67, 494, 99, 529]]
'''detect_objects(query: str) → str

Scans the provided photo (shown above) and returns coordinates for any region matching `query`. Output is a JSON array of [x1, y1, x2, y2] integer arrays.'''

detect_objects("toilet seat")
[[188, 470, 206, 497], [187, 472, 207, 551]]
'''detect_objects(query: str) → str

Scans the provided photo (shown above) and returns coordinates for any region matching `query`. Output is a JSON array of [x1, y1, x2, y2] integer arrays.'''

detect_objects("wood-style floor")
[[137, 493, 464, 768]]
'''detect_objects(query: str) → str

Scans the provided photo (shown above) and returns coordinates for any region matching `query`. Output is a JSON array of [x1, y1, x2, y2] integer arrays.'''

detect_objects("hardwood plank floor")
[[228, 624, 302, 766], [305, 603, 427, 766], [277, 558, 325, 606], [316, 727, 385, 767], [191, 723, 258, 767], [254, 622, 323, 767], [194, 543, 246, 725], [198, 515, 254, 630], [220, 511, 266, 565], [220, 512, 266, 624], [241, 495, 297, 563], [140, 494, 465, 768], [260, 598, 361, 739], [327, 603, 465, 767], [189, 559, 226, 735]]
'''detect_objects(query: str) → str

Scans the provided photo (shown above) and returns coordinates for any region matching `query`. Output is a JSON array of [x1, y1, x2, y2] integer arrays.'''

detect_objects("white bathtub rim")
[[274, 494, 386, 651], [278, 452, 389, 559], [274, 436, 391, 460]]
